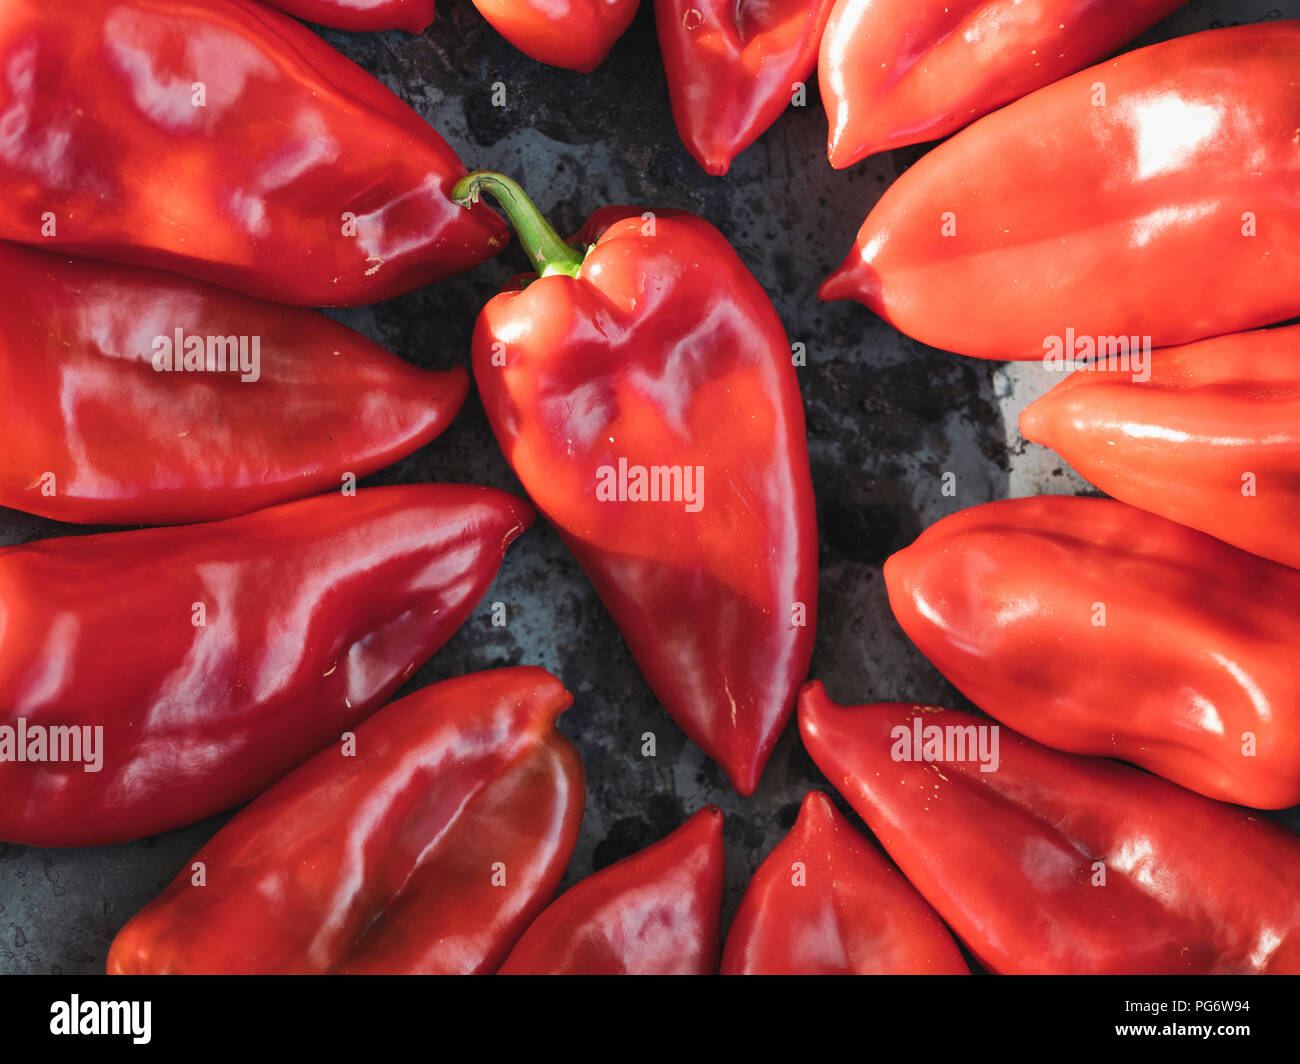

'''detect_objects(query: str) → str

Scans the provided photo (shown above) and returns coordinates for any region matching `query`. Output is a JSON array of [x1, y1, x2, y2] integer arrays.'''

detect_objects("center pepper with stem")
[[451, 171, 818, 795]]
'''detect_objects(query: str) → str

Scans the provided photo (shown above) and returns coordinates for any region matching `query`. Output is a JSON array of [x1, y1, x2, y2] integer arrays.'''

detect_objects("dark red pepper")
[[452, 172, 819, 795], [257, 0, 437, 33], [721, 791, 968, 975], [0, 243, 468, 525], [0, 485, 532, 846], [655, 0, 836, 175], [108, 668, 585, 974], [0, 0, 506, 306], [498, 806, 724, 974]]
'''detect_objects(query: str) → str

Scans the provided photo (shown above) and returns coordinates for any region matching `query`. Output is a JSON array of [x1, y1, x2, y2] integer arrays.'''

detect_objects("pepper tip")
[[1017, 398, 1049, 445]]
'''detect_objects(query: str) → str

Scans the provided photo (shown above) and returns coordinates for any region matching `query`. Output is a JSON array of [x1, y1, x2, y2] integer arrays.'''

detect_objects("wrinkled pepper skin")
[[655, 0, 836, 175], [1021, 325, 1300, 572], [258, 0, 437, 32], [820, 0, 1186, 167], [821, 22, 1300, 360], [108, 668, 584, 975], [0, 244, 468, 526], [884, 495, 1300, 809], [800, 687, 1300, 974], [0, 485, 532, 847], [0, 0, 506, 306], [498, 806, 724, 974], [470, 0, 639, 72], [456, 174, 818, 795], [721, 791, 968, 975]]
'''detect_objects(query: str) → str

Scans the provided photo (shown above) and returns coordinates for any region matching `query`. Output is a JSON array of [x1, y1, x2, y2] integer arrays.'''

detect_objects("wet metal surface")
[[2, 0, 1297, 974]]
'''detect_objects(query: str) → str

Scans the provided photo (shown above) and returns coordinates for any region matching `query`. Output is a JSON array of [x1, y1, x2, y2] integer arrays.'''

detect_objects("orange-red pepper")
[[822, 22, 1300, 359], [470, 0, 639, 72], [799, 685, 1300, 974], [1020, 324, 1300, 572], [884, 495, 1300, 809], [820, 0, 1187, 166]]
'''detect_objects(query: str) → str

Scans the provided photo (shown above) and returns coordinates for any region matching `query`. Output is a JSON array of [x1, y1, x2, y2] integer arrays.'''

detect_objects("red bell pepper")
[[0, 243, 468, 526], [498, 806, 723, 974], [821, 21, 1300, 360], [883, 495, 1300, 809], [108, 667, 584, 974], [0, 485, 532, 847], [1020, 324, 1300, 572], [451, 171, 818, 795], [799, 685, 1300, 974], [0, 0, 506, 307], [655, 0, 836, 175], [820, 0, 1187, 167], [470, 0, 639, 73], [721, 791, 968, 975], [257, 0, 437, 33]]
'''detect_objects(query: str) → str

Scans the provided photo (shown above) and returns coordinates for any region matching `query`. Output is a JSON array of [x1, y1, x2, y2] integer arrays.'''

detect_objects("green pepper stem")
[[453, 170, 584, 278]]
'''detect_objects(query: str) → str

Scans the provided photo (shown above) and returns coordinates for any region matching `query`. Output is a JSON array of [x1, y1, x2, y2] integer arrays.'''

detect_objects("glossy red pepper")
[[0, 243, 468, 526], [257, 0, 437, 32], [470, 0, 639, 73], [820, 0, 1186, 167], [0, 485, 532, 847], [0, 0, 506, 307], [452, 172, 818, 795], [498, 806, 723, 974], [1020, 325, 1300, 572], [721, 791, 968, 975], [821, 22, 1300, 360], [108, 668, 584, 974], [655, 0, 836, 175], [799, 686, 1300, 974], [883, 495, 1300, 809]]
